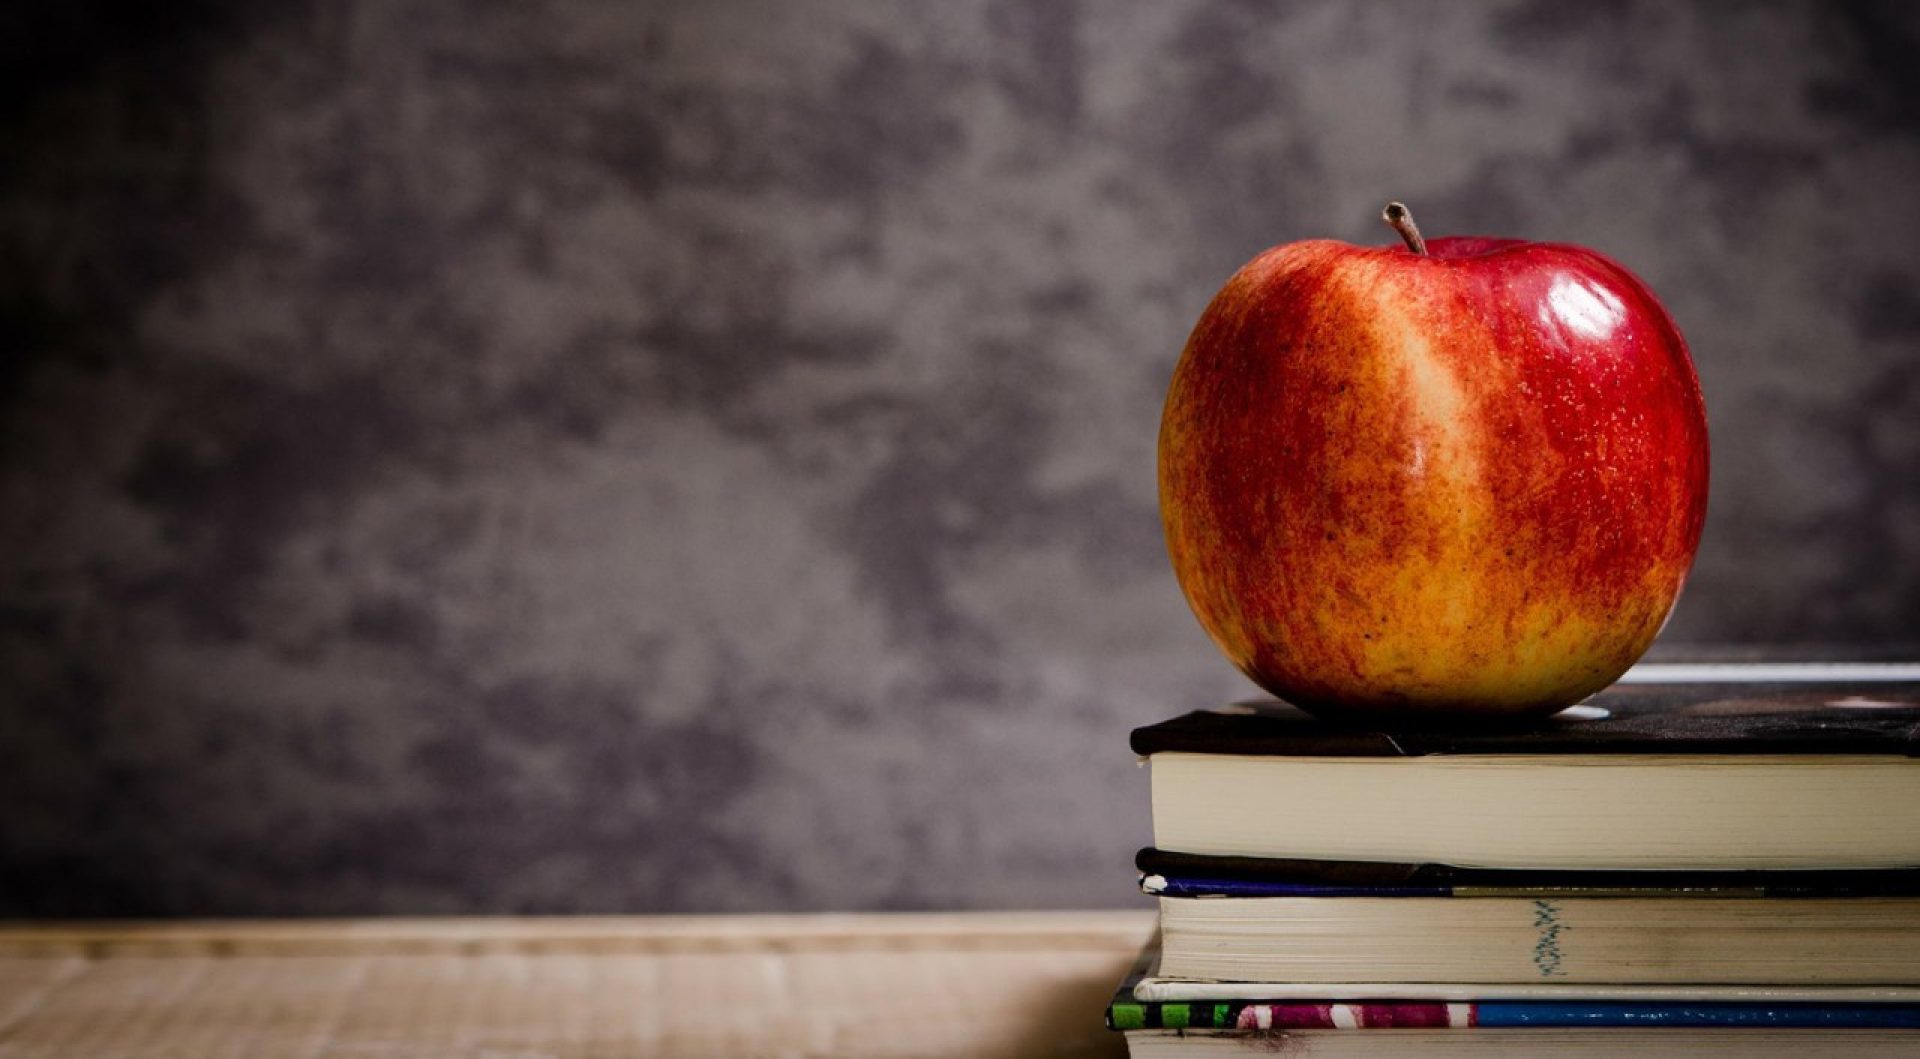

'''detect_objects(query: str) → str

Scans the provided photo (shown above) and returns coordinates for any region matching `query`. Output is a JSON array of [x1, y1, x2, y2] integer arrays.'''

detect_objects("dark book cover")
[[1134, 848, 1920, 898], [1131, 678, 1920, 758]]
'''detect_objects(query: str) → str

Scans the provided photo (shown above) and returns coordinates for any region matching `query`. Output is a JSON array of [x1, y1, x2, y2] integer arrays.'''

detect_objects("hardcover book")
[[1132, 675, 1920, 869], [1135, 849, 1920, 898], [1107, 945, 1920, 1056], [1149, 894, 1920, 985]]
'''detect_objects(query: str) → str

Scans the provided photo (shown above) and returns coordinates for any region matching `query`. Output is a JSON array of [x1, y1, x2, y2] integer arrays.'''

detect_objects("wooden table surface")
[[0, 912, 1154, 1058]]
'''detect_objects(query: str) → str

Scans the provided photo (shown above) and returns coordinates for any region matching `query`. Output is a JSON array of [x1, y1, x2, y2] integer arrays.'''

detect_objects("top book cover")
[[1132, 674, 1920, 758]]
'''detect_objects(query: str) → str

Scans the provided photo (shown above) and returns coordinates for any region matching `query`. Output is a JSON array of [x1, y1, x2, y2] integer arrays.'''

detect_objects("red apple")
[[1159, 203, 1709, 719]]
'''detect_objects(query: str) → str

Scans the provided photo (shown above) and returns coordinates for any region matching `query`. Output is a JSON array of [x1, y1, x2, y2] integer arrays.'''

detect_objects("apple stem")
[[1382, 201, 1428, 256]]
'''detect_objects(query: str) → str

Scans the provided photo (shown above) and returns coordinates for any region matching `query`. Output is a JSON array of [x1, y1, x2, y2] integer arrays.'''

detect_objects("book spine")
[[1109, 1001, 1473, 1031], [1111, 1000, 1920, 1031]]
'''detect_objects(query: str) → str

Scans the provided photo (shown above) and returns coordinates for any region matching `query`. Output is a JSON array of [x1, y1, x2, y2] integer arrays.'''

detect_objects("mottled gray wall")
[[3, 0, 1917, 915]]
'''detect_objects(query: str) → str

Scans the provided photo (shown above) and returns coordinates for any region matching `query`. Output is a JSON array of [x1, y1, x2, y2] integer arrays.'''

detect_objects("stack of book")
[[1107, 665, 1920, 1055]]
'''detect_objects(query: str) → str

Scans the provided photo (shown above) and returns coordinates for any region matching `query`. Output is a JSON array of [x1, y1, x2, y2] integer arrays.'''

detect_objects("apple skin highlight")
[[1159, 232, 1710, 719]]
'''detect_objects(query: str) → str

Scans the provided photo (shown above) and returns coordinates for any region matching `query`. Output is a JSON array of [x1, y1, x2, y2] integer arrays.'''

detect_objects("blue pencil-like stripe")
[[1477, 1003, 1920, 1028]]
